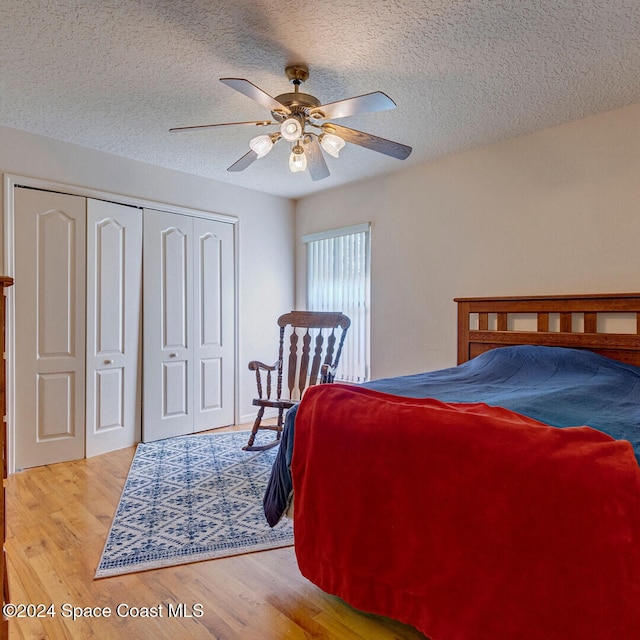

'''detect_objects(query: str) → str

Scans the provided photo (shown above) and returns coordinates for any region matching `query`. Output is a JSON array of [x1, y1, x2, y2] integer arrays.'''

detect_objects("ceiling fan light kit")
[[170, 64, 412, 181], [289, 144, 307, 173], [249, 133, 278, 158], [280, 116, 304, 142], [319, 132, 345, 158]]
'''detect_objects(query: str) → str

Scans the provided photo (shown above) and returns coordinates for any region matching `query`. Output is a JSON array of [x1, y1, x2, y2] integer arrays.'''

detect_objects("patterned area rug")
[[95, 430, 293, 578]]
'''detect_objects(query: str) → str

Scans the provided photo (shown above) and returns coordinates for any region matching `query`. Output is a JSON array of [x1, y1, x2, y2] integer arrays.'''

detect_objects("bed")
[[263, 293, 640, 640]]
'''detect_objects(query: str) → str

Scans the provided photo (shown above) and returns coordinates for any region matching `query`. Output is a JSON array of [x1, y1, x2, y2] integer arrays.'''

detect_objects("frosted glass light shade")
[[249, 134, 274, 158], [319, 133, 345, 158], [289, 146, 307, 172], [281, 117, 303, 142]]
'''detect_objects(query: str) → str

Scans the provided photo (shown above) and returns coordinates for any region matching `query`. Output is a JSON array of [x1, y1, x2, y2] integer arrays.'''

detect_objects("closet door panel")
[[14, 188, 86, 469], [38, 211, 78, 358], [193, 218, 235, 430], [37, 373, 77, 438], [163, 228, 189, 349], [200, 358, 222, 411], [86, 199, 142, 457], [95, 368, 123, 427], [143, 209, 194, 442], [164, 361, 188, 416]]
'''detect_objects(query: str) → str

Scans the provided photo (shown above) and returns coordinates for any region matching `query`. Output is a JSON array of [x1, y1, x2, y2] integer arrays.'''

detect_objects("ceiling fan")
[[169, 64, 412, 181]]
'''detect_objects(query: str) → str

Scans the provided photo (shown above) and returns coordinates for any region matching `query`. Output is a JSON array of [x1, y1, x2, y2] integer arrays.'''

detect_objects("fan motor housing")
[[272, 92, 321, 121]]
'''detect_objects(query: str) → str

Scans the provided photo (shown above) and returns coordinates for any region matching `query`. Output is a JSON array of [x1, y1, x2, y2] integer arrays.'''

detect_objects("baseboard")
[[239, 408, 279, 425]]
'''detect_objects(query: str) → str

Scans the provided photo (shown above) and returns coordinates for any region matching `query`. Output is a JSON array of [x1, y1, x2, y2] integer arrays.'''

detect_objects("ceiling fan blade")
[[227, 149, 259, 172], [169, 120, 274, 133], [303, 136, 330, 181], [322, 123, 412, 160], [310, 92, 396, 121], [220, 78, 291, 115]]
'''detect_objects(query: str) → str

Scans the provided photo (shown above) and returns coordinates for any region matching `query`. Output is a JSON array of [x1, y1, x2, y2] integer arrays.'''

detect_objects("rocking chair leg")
[[244, 406, 265, 449], [243, 406, 282, 451]]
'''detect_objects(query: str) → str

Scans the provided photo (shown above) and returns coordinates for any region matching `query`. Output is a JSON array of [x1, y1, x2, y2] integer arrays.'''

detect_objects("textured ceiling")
[[1, 0, 639, 199]]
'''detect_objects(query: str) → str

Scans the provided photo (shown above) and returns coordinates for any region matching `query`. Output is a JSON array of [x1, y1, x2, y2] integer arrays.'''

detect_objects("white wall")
[[0, 125, 295, 424], [5, 97, 640, 424], [295, 103, 640, 379]]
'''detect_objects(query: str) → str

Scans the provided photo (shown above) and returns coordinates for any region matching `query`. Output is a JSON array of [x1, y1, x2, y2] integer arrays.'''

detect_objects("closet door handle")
[[169, 353, 178, 358], [103, 359, 113, 365]]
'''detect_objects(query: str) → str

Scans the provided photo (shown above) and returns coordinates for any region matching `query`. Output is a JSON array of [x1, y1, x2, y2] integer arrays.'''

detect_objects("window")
[[303, 223, 371, 382]]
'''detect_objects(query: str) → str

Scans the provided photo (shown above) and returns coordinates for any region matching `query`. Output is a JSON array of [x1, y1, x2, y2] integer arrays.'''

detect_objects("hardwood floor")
[[5, 427, 427, 639]]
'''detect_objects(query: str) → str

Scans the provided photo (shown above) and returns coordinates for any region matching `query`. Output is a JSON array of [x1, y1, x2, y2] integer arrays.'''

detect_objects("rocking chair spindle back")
[[245, 311, 351, 451]]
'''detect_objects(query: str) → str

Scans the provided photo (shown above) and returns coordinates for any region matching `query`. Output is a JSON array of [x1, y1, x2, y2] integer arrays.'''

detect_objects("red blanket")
[[292, 384, 640, 640]]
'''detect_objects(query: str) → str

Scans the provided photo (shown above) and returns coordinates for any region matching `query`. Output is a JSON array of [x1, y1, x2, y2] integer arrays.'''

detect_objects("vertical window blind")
[[303, 223, 371, 382]]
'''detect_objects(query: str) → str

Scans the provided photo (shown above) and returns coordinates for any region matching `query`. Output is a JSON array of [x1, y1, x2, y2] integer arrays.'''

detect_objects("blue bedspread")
[[263, 345, 640, 525]]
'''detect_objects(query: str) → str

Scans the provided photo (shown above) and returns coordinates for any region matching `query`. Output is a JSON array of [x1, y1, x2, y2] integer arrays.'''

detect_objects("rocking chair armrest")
[[248, 359, 280, 372]]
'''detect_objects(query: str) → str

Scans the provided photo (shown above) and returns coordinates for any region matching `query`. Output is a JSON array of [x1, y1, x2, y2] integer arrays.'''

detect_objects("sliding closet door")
[[14, 188, 86, 469], [143, 209, 194, 441], [193, 217, 235, 431], [143, 209, 235, 442], [86, 200, 142, 457]]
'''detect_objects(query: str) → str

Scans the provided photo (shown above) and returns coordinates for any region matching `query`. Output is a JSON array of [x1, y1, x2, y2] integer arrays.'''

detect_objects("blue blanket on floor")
[[263, 345, 640, 526]]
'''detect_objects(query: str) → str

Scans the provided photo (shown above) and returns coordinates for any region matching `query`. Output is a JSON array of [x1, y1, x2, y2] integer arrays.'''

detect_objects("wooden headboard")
[[455, 293, 640, 367]]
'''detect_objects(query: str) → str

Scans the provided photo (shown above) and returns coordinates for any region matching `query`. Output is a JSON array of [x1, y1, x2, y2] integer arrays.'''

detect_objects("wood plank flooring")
[[5, 427, 427, 639]]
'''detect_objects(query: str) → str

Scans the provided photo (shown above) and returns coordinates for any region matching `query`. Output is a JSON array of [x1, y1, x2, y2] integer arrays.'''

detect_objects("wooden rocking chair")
[[244, 311, 351, 451]]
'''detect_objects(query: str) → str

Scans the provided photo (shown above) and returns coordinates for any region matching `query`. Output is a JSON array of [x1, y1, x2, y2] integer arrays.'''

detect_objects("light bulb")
[[249, 134, 274, 158], [289, 145, 307, 173], [281, 117, 303, 142], [319, 133, 345, 158]]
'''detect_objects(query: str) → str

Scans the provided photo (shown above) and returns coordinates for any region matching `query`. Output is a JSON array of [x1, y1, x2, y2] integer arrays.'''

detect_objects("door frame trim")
[[3, 173, 240, 474]]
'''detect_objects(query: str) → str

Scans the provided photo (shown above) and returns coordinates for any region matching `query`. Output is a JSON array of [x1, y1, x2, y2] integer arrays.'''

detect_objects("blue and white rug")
[[95, 430, 293, 578]]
